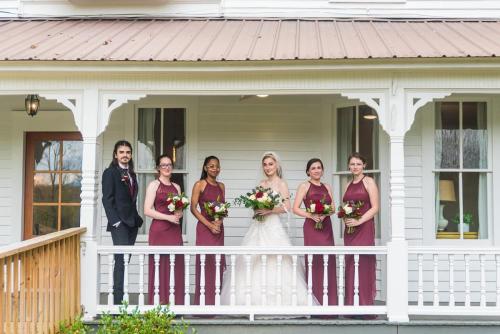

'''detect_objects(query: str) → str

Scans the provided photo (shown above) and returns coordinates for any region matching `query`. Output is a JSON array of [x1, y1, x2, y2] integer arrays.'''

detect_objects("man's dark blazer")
[[102, 165, 143, 232]]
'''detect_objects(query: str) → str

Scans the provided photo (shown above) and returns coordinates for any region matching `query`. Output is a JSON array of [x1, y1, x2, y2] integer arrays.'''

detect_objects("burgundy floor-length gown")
[[303, 182, 338, 305], [148, 181, 185, 305], [194, 181, 225, 305], [343, 176, 376, 310]]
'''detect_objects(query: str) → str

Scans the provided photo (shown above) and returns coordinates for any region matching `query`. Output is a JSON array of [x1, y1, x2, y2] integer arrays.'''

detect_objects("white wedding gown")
[[220, 213, 314, 306]]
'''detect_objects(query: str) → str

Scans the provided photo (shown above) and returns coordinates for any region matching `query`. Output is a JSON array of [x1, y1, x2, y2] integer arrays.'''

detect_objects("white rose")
[[181, 197, 189, 204], [310, 203, 316, 212], [215, 206, 221, 212], [344, 205, 353, 215], [249, 194, 256, 200], [168, 203, 176, 212], [262, 193, 269, 199], [257, 197, 266, 202]]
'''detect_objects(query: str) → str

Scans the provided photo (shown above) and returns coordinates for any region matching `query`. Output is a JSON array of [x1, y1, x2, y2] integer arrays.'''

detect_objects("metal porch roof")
[[0, 18, 500, 62]]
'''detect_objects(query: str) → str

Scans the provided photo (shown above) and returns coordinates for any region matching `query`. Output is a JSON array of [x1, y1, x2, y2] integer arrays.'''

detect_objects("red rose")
[[315, 202, 325, 214], [255, 191, 264, 199], [166, 198, 173, 206], [175, 200, 184, 209], [337, 210, 345, 218]]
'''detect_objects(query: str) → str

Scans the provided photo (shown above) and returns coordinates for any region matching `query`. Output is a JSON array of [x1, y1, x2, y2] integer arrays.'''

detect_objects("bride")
[[220, 152, 314, 306]]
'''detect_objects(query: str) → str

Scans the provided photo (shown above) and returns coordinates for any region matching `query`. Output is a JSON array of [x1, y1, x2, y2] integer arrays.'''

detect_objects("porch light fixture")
[[363, 110, 377, 120], [256, 94, 269, 98], [25, 94, 40, 117]]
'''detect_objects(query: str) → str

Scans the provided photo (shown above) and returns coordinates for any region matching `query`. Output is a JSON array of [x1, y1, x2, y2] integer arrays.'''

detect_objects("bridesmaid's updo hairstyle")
[[262, 151, 283, 178], [155, 154, 173, 169], [200, 156, 220, 180], [306, 158, 324, 176], [347, 152, 367, 165]]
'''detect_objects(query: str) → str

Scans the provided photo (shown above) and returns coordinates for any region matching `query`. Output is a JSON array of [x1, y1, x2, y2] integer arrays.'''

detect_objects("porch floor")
[[85, 317, 500, 334]]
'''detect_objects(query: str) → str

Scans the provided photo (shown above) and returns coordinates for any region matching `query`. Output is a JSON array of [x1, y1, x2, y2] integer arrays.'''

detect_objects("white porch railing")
[[408, 247, 500, 316], [96, 246, 387, 320]]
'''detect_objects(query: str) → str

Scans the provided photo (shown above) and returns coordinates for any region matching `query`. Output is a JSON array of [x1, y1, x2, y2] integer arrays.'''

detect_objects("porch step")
[[84, 318, 500, 334]]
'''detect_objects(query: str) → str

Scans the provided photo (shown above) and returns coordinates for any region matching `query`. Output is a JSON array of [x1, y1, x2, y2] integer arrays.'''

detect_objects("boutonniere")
[[120, 172, 130, 183]]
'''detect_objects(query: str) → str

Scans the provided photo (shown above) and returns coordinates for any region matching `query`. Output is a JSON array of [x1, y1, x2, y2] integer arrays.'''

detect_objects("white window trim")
[[328, 0, 406, 3], [331, 100, 389, 246], [132, 98, 198, 244], [422, 96, 493, 246]]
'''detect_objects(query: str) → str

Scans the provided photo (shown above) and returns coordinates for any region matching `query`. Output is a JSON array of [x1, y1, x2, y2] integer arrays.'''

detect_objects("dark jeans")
[[110, 223, 138, 305]]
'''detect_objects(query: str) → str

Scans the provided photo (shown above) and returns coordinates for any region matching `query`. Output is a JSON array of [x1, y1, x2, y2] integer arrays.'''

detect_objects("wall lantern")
[[363, 109, 378, 120], [25, 94, 40, 117]]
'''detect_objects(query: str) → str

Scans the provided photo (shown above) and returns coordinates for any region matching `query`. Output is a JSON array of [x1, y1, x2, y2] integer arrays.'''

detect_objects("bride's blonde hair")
[[261, 151, 283, 179]]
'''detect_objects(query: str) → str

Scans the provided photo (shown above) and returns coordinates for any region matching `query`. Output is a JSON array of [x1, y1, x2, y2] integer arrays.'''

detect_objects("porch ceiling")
[[0, 18, 500, 62]]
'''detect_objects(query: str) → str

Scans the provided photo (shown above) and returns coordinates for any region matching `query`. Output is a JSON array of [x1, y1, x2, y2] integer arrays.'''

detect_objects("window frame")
[[133, 102, 194, 243], [332, 102, 387, 245], [422, 97, 493, 245]]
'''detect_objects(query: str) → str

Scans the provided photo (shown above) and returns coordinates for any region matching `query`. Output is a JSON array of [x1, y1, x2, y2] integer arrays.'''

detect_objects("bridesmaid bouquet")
[[306, 199, 334, 230], [234, 186, 283, 221], [337, 200, 364, 234], [204, 199, 230, 220], [166, 193, 190, 213]]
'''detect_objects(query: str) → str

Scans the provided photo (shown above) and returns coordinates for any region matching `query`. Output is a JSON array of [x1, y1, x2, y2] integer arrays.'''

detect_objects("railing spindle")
[[107, 254, 113, 306], [307, 254, 313, 306], [480, 254, 486, 307], [260, 255, 267, 305], [417, 253, 423, 307], [354, 254, 360, 306], [448, 254, 455, 307], [230, 255, 236, 305], [292, 255, 298, 306], [338, 254, 344, 307], [245, 255, 251, 306], [184, 255, 190, 306], [496, 255, 500, 307], [215, 254, 221, 306], [465, 254, 471, 307], [138, 254, 145, 307], [433, 254, 439, 306], [276, 255, 282, 305], [154, 254, 160, 305], [323, 254, 328, 306], [123, 254, 130, 303], [200, 254, 206, 306], [169, 255, 176, 305], [0, 258, 4, 334]]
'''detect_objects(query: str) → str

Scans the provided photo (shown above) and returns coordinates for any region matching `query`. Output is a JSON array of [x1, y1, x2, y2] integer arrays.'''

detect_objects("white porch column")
[[79, 89, 102, 320], [386, 133, 409, 322]]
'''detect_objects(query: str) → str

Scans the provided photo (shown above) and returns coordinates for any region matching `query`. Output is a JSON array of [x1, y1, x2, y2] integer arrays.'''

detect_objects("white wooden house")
[[1, 1, 500, 332]]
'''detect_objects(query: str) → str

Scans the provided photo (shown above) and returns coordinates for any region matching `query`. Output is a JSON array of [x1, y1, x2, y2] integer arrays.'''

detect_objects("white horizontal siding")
[[0, 111, 12, 246], [198, 99, 322, 246], [0, 0, 19, 17], [15, 0, 500, 18]]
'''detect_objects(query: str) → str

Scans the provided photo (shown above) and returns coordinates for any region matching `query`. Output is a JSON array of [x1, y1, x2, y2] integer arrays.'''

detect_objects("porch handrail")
[[0, 227, 86, 334], [97, 245, 388, 255]]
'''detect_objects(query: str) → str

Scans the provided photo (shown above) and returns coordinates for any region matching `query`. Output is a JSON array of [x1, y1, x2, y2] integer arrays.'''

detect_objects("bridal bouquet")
[[234, 186, 283, 221], [306, 198, 334, 230], [337, 200, 364, 234], [166, 193, 190, 213], [204, 198, 230, 220]]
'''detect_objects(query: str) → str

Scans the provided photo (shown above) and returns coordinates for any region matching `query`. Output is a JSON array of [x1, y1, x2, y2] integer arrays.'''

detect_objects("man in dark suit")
[[102, 140, 143, 305]]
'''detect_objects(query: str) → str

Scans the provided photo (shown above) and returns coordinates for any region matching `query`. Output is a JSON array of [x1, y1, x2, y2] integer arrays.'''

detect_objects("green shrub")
[[59, 303, 195, 334], [58, 316, 90, 334]]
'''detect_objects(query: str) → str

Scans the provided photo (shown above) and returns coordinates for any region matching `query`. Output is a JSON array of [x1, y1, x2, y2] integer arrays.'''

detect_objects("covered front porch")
[[1, 65, 500, 326]]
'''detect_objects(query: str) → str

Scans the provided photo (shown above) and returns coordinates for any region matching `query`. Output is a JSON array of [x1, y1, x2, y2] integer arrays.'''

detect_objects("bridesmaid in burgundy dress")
[[293, 158, 338, 307], [144, 154, 185, 305], [342, 152, 379, 318], [190, 156, 226, 305]]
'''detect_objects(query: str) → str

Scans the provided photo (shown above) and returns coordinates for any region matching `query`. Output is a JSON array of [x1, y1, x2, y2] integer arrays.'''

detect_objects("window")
[[24, 132, 83, 239], [434, 102, 488, 240], [135, 107, 187, 235], [335, 104, 380, 238]]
